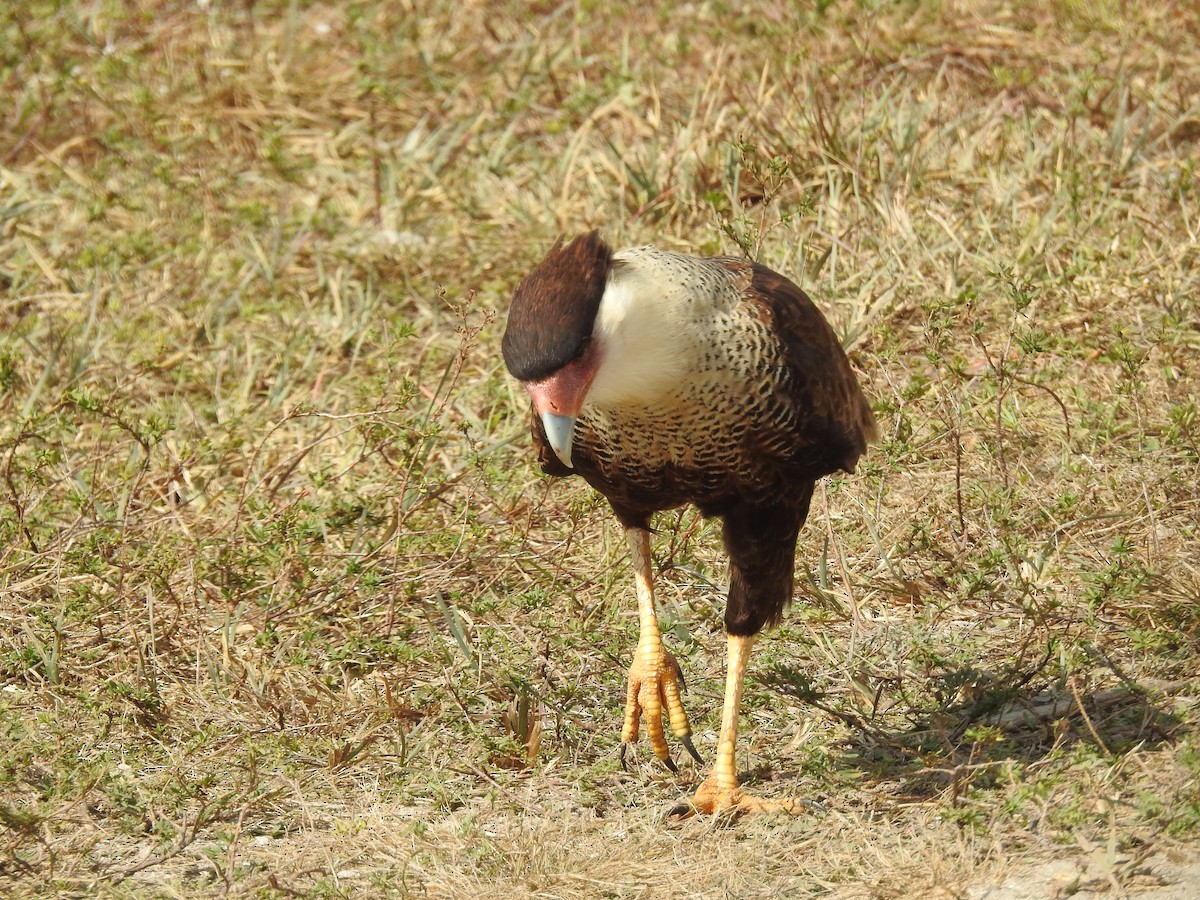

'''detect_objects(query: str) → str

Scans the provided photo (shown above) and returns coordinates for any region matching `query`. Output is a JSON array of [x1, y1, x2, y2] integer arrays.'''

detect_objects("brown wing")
[[721, 259, 876, 480], [715, 260, 876, 634]]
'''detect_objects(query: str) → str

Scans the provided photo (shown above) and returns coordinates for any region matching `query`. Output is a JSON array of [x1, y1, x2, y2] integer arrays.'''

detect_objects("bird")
[[501, 230, 876, 815]]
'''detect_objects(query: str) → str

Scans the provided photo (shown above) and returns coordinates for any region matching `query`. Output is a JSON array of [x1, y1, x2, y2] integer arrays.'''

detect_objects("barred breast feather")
[[535, 246, 875, 528]]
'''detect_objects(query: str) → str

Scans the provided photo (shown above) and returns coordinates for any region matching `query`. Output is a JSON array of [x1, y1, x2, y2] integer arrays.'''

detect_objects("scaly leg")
[[677, 633, 802, 816], [619, 526, 702, 772]]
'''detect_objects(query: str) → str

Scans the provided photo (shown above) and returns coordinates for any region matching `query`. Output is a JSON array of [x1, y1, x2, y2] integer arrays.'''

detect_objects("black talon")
[[668, 800, 696, 819], [680, 734, 704, 766], [621, 741, 681, 774]]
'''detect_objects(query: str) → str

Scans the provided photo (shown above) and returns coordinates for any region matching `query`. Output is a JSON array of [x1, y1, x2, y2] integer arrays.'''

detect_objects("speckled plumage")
[[559, 248, 869, 519], [507, 233, 875, 636], [504, 234, 875, 806]]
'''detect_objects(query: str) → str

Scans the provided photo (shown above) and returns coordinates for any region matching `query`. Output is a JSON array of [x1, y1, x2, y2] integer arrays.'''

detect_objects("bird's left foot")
[[619, 643, 703, 773], [669, 774, 806, 818]]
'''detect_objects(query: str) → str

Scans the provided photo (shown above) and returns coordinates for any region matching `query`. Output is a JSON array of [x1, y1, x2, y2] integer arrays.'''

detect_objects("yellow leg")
[[680, 633, 803, 816], [619, 526, 701, 772], [711, 633, 753, 792]]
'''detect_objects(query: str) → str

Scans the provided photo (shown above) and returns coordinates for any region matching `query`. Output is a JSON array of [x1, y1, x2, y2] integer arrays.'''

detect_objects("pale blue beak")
[[540, 412, 577, 469]]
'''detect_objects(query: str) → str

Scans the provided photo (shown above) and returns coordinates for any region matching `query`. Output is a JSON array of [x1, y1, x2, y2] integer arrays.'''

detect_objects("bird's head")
[[501, 231, 610, 468], [503, 231, 691, 468]]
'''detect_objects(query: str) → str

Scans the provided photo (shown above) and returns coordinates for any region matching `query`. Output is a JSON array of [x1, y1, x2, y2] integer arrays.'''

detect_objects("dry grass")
[[2, 0, 1199, 897]]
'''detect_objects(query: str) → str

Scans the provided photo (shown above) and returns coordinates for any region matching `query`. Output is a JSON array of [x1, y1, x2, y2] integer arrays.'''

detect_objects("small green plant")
[[709, 138, 814, 258]]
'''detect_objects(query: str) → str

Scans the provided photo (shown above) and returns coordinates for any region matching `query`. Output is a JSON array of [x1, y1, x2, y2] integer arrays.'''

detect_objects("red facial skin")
[[522, 341, 601, 418]]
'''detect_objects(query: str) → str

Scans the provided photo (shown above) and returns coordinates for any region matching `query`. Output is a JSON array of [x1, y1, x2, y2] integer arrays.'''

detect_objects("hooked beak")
[[540, 412, 577, 469]]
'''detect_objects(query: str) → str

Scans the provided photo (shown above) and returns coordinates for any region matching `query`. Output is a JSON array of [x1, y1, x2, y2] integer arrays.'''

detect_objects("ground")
[[1, 1, 1198, 897]]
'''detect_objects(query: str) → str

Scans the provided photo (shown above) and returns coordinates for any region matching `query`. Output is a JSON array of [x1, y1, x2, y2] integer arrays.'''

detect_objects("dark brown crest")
[[502, 230, 613, 382]]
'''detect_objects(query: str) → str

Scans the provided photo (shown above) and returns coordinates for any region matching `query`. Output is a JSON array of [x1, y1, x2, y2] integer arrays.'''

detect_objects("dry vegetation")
[[2, 0, 1200, 897]]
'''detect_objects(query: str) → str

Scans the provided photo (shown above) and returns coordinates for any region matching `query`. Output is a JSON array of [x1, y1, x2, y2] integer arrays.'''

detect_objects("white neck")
[[584, 249, 703, 410]]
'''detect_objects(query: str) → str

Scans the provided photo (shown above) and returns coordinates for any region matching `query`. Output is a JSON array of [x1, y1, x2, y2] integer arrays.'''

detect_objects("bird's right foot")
[[669, 775, 807, 818], [619, 643, 703, 772]]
